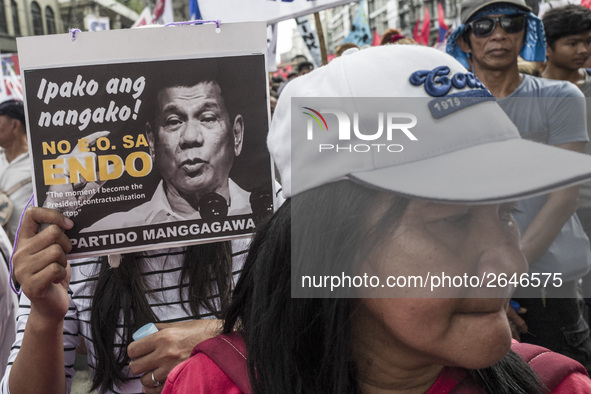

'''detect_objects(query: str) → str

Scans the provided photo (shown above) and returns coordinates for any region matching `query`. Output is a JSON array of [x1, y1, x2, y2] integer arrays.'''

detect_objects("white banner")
[[295, 16, 322, 68], [198, 0, 356, 24], [267, 23, 278, 72]]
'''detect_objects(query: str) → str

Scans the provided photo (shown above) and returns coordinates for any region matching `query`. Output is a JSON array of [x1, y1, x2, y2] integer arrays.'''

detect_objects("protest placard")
[[17, 22, 274, 258]]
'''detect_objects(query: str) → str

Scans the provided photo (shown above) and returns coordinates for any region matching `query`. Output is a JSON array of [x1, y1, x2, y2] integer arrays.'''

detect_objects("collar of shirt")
[[142, 179, 251, 224]]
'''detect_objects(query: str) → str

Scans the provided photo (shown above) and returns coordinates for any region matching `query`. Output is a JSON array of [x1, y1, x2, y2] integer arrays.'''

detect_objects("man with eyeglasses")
[[447, 0, 591, 371]]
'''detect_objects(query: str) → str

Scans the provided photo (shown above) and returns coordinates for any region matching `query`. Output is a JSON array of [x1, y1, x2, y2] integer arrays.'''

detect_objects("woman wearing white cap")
[[163, 45, 591, 393]]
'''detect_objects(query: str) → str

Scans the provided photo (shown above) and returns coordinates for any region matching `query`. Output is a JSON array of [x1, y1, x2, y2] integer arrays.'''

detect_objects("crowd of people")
[[3, 0, 591, 393]]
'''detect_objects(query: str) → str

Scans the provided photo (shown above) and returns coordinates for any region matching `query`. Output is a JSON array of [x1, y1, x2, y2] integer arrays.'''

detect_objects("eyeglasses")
[[467, 14, 526, 38]]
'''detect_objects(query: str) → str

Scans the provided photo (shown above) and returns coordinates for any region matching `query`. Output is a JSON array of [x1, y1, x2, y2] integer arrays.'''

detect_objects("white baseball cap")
[[268, 45, 591, 203]]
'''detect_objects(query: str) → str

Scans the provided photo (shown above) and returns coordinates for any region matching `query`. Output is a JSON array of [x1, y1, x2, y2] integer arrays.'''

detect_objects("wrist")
[[29, 306, 67, 331]]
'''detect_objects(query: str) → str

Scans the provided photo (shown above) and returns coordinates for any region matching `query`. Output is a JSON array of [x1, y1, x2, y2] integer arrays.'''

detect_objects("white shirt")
[[82, 179, 252, 232], [0, 227, 16, 378], [0, 151, 33, 243]]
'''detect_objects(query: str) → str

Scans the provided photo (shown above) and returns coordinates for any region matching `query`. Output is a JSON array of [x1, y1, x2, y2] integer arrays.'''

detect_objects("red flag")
[[583, 0, 591, 9], [132, 7, 152, 28], [413, 17, 421, 44], [437, 2, 449, 43], [152, 0, 173, 24], [420, 8, 431, 46], [153, 0, 165, 19], [372, 30, 381, 46], [437, 2, 448, 30]]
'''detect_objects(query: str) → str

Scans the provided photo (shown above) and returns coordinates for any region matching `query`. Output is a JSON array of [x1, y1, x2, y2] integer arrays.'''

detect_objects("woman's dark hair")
[[89, 242, 232, 392], [223, 180, 545, 393], [542, 4, 591, 50]]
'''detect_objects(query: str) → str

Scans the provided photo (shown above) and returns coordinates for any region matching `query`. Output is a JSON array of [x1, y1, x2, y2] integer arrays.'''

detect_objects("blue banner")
[[343, 1, 371, 47], [189, 0, 202, 20]]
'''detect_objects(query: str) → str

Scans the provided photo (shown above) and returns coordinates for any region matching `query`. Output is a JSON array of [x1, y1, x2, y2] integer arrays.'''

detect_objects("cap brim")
[[348, 139, 591, 204]]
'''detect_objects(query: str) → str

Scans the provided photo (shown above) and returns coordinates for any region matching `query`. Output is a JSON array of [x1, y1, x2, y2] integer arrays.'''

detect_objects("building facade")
[[0, 0, 140, 52], [0, 0, 63, 51], [59, 0, 138, 34], [326, 0, 463, 53]]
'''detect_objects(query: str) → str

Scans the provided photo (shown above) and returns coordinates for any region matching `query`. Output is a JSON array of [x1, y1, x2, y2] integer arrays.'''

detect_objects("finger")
[[68, 152, 98, 185], [62, 262, 71, 288], [140, 370, 165, 392], [17, 207, 74, 241], [18, 254, 68, 300], [77, 189, 99, 204], [28, 223, 73, 257], [82, 180, 106, 196], [510, 325, 521, 341], [127, 332, 159, 360], [142, 385, 163, 394], [31, 260, 68, 289], [506, 303, 517, 317], [507, 309, 528, 333], [13, 225, 72, 288], [516, 319, 528, 333], [14, 238, 69, 283], [128, 335, 159, 376], [36, 240, 70, 270], [128, 351, 158, 376], [510, 322, 518, 337], [78, 178, 109, 198], [72, 131, 110, 152], [85, 162, 119, 192]]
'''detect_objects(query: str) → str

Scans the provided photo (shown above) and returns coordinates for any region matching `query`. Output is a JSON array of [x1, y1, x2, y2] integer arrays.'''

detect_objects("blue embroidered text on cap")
[[428, 90, 495, 119], [409, 66, 486, 97]]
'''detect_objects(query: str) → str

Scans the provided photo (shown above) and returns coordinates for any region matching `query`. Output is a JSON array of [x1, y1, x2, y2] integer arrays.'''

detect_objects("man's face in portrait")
[[147, 81, 244, 200]]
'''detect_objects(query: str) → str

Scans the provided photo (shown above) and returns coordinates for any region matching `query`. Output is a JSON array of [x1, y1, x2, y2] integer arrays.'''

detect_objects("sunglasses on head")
[[467, 14, 526, 38]]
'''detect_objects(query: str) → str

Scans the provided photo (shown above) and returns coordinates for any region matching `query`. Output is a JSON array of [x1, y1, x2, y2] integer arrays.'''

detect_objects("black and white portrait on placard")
[[24, 54, 274, 257]]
